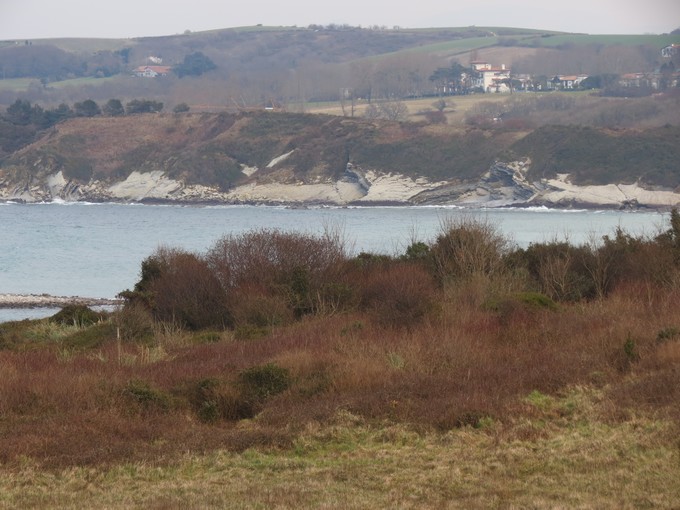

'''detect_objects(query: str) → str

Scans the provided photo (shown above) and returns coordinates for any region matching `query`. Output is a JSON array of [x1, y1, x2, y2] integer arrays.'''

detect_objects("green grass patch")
[[0, 78, 36, 92]]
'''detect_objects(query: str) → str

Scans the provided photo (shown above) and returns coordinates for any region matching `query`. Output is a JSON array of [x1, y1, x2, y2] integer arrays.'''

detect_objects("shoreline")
[[0, 294, 122, 310], [1, 196, 676, 212]]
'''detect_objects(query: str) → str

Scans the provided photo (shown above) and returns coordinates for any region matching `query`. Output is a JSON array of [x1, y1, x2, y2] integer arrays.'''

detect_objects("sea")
[[0, 201, 671, 323]]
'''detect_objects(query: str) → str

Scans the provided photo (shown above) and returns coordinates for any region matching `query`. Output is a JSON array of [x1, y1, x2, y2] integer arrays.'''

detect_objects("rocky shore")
[[0, 294, 122, 309], [3, 160, 679, 210], [5, 162, 680, 209]]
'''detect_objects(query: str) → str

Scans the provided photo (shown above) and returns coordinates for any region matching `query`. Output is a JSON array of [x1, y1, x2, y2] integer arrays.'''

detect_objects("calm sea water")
[[0, 202, 670, 322]]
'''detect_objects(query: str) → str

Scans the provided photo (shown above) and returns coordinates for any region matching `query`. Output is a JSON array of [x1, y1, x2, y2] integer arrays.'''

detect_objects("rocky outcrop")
[[2, 113, 679, 209], [411, 160, 536, 207], [3, 159, 680, 209], [412, 162, 680, 209], [0, 293, 121, 309]]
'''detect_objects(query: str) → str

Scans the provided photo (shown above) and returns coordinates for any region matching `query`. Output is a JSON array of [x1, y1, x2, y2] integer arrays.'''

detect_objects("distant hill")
[[1, 25, 678, 109], [1, 26, 679, 208]]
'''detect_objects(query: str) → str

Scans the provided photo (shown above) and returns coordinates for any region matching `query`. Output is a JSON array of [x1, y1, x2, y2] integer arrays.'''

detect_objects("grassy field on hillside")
[[519, 33, 680, 47]]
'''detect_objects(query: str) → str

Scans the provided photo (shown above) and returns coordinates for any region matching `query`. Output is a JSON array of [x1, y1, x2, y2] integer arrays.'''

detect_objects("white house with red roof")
[[133, 65, 172, 78], [470, 61, 512, 93]]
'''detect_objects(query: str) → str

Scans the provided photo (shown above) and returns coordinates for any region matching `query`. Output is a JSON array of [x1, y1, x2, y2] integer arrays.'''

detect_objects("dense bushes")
[[120, 211, 680, 334], [3, 212, 680, 468]]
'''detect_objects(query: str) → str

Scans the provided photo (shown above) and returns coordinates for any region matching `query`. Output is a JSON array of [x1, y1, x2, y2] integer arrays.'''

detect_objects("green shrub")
[[507, 241, 596, 301], [194, 331, 223, 344], [657, 327, 680, 344], [50, 304, 103, 327], [623, 334, 639, 363], [402, 241, 430, 261], [234, 324, 271, 341], [61, 323, 116, 351], [123, 380, 172, 413], [238, 363, 291, 401], [454, 411, 491, 429]]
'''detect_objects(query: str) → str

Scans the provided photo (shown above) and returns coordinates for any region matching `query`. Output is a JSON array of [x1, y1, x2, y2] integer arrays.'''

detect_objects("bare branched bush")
[[507, 241, 596, 301], [430, 216, 510, 284], [206, 229, 348, 317], [363, 99, 409, 121]]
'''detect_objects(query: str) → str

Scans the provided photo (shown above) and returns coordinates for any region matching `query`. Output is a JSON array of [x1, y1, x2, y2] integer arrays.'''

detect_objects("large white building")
[[470, 61, 512, 93]]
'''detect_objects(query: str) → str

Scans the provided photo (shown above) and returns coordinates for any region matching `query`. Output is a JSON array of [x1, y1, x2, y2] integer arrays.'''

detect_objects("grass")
[[0, 78, 36, 92], [519, 33, 680, 48], [0, 75, 120, 94], [47, 76, 120, 89], [0, 388, 677, 508]]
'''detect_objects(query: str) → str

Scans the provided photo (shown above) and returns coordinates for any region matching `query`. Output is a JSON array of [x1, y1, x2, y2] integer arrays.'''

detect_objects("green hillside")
[[1, 25, 677, 109]]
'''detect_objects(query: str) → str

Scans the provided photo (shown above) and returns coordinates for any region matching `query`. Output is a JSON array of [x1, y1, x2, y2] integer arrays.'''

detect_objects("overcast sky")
[[1, 0, 679, 40]]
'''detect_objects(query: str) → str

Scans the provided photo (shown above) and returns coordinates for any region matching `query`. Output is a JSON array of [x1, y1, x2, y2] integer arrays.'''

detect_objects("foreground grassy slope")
[[1, 388, 677, 508], [1, 218, 680, 508]]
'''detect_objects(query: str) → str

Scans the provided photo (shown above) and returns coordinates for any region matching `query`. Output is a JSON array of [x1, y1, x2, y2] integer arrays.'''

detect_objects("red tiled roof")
[[134, 65, 172, 73]]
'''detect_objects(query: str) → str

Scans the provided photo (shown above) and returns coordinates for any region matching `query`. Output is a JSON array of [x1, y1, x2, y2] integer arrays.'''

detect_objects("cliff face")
[[1, 112, 679, 209]]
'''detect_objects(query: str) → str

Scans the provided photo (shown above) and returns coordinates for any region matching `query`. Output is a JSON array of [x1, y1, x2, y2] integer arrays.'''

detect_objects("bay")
[[0, 202, 669, 322]]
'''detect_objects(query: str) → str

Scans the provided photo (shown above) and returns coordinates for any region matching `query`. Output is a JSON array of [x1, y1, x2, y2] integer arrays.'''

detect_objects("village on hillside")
[[131, 43, 680, 96], [427, 43, 680, 94]]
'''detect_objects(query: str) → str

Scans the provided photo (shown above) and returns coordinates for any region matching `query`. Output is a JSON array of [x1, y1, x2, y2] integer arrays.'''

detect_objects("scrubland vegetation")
[[2, 214, 680, 507]]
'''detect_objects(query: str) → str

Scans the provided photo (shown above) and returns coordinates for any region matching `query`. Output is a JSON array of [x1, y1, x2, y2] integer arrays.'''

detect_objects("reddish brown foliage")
[[3, 221, 680, 468]]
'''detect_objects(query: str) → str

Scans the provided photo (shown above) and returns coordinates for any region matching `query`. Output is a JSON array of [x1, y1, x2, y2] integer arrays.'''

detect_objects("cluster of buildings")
[[468, 61, 589, 93], [465, 44, 680, 94], [130, 44, 680, 94]]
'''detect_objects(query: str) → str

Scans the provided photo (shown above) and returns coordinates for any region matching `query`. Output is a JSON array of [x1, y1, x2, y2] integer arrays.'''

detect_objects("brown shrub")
[[230, 288, 294, 328], [355, 261, 438, 328], [430, 216, 509, 284], [147, 247, 231, 330], [423, 110, 447, 124], [206, 229, 349, 317], [115, 301, 154, 343]]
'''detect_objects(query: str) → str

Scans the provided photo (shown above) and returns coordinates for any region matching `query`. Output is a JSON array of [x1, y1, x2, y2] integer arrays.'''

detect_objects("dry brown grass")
[[2, 277, 679, 470], [0, 387, 678, 509]]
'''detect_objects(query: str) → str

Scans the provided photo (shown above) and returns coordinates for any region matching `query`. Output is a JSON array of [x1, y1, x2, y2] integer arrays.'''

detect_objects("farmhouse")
[[549, 75, 589, 90], [661, 44, 680, 58], [470, 61, 512, 93], [133, 65, 172, 78]]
